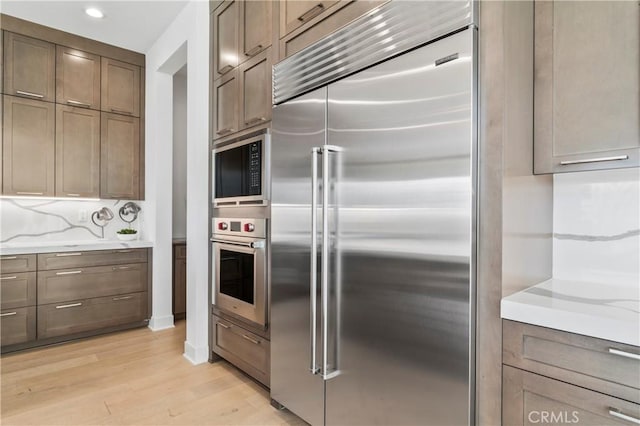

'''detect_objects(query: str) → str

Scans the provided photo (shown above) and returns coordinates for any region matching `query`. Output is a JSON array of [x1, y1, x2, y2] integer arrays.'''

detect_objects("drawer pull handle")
[[116, 250, 133, 253], [560, 155, 629, 166], [219, 64, 234, 75], [1, 257, 18, 260], [56, 270, 82, 276], [110, 108, 133, 115], [112, 266, 131, 270], [112, 296, 133, 301], [56, 302, 82, 309], [609, 408, 640, 424], [216, 127, 235, 136], [0, 312, 17, 317], [67, 100, 91, 108], [55, 252, 82, 257], [66, 193, 81, 197], [609, 348, 640, 361], [16, 191, 44, 196], [0, 276, 17, 280], [245, 45, 263, 57], [16, 90, 44, 98], [298, 3, 324, 22], [245, 117, 267, 126], [242, 334, 260, 345], [217, 322, 230, 329]]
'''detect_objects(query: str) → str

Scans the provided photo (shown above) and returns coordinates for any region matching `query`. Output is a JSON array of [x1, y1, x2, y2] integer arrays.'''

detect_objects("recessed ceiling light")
[[85, 8, 104, 19]]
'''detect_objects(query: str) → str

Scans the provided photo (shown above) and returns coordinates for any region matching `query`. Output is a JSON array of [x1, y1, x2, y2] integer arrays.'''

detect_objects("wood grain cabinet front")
[[55, 46, 101, 110], [37, 292, 148, 340], [239, 48, 272, 131], [0, 306, 36, 346], [0, 254, 37, 274], [55, 105, 100, 198], [212, 0, 239, 80], [279, 0, 339, 38], [101, 57, 140, 117], [37, 249, 148, 271], [0, 272, 36, 310], [173, 244, 186, 318], [100, 112, 141, 199], [213, 70, 239, 139], [239, 0, 272, 61], [3, 32, 55, 102], [2, 95, 55, 196]]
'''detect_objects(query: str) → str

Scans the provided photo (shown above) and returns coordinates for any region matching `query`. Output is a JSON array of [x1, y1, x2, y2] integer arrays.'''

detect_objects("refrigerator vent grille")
[[273, 0, 474, 104]]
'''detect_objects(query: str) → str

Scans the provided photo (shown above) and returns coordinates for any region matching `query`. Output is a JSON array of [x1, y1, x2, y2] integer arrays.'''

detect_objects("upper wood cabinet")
[[56, 46, 101, 110], [534, 1, 640, 174], [213, 70, 239, 139], [55, 105, 100, 198], [100, 112, 140, 199], [3, 32, 55, 102], [213, 0, 239, 79], [239, 48, 272, 131], [101, 57, 140, 117], [279, 1, 339, 38], [2, 95, 55, 196], [240, 0, 273, 60]]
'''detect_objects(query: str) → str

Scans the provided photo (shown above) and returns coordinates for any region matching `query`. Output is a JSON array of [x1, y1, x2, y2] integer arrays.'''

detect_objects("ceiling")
[[1, 1, 189, 53]]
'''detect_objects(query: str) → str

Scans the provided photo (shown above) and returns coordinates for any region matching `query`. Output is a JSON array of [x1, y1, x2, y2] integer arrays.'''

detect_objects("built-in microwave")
[[213, 133, 269, 207]]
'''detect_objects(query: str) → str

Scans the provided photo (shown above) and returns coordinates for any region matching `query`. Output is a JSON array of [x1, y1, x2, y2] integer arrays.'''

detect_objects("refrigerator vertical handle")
[[310, 147, 321, 375]]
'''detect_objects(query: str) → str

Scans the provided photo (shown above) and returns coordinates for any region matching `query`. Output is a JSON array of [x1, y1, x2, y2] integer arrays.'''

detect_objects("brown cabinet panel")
[[37, 292, 148, 339], [280, 0, 339, 38], [0, 306, 36, 346], [240, 0, 272, 60], [3, 32, 55, 101], [56, 46, 101, 110], [213, 0, 239, 79], [0, 272, 36, 310], [55, 105, 100, 198], [213, 70, 239, 139], [100, 112, 140, 199], [37, 263, 148, 305], [534, 1, 640, 173], [173, 244, 186, 317], [503, 365, 640, 426], [239, 48, 272, 130], [101, 57, 140, 117], [0, 254, 37, 273], [2, 95, 55, 196], [38, 249, 148, 271]]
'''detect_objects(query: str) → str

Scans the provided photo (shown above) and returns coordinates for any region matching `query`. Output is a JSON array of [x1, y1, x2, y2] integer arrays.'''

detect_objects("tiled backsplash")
[[0, 198, 146, 244], [553, 168, 640, 287]]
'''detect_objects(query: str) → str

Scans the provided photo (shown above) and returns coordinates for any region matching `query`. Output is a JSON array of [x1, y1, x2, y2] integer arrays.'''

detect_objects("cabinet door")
[[0, 306, 36, 347], [213, 0, 238, 79], [534, 1, 640, 173], [239, 48, 272, 130], [279, 0, 339, 38], [213, 69, 239, 139], [100, 112, 140, 199], [56, 46, 101, 110], [1, 272, 37, 310], [2, 95, 55, 196], [101, 58, 140, 117], [173, 255, 186, 316], [56, 105, 100, 198], [3, 32, 55, 102], [503, 365, 640, 426], [240, 0, 272, 60]]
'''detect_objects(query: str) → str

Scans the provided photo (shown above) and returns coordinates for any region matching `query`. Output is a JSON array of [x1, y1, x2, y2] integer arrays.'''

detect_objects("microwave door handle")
[[310, 147, 320, 375]]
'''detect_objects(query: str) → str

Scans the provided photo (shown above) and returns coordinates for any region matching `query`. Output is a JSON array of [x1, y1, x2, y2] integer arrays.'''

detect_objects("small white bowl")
[[116, 233, 138, 241]]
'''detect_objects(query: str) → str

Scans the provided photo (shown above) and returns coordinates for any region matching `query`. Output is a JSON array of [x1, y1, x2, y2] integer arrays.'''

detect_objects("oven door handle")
[[210, 238, 265, 249]]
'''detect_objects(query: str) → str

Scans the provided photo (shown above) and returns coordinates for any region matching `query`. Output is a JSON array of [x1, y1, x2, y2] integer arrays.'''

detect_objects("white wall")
[[173, 69, 188, 240], [145, 0, 210, 364]]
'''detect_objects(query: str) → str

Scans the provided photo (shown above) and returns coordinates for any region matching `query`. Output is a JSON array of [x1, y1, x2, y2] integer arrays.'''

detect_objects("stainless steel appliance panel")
[[324, 29, 475, 425], [271, 88, 327, 426]]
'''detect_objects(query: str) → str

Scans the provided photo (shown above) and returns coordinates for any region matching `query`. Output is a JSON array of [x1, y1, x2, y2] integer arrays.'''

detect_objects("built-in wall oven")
[[213, 132, 269, 207], [211, 217, 267, 327]]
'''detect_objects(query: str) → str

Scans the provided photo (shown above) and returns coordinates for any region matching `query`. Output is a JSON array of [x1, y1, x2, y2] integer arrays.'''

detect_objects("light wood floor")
[[1, 321, 306, 426]]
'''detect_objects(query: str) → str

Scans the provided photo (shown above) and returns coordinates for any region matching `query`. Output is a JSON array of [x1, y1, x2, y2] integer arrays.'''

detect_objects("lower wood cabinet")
[[173, 243, 186, 319], [0, 254, 37, 274], [0, 306, 36, 346], [1, 272, 36, 310], [38, 292, 147, 340], [38, 248, 147, 270]]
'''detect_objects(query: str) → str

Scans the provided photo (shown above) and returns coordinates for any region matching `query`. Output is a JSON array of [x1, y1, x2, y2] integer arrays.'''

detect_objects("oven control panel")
[[213, 218, 266, 239]]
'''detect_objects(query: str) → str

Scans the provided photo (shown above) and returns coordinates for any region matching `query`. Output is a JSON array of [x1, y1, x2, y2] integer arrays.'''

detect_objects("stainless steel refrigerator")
[[270, 8, 477, 425]]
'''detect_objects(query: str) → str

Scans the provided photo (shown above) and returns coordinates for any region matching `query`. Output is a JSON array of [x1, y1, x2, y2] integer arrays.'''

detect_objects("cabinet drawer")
[[504, 320, 640, 403], [213, 316, 269, 385], [1, 306, 36, 347], [504, 365, 640, 425], [38, 249, 148, 270], [1, 272, 36, 309], [37, 292, 147, 339], [0, 254, 36, 273], [37, 263, 147, 305], [175, 244, 186, 259]]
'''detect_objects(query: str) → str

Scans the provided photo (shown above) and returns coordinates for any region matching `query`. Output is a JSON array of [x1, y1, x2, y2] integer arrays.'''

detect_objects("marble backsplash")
[[0, 198, 147, 244], [553, 168, 640, 287]]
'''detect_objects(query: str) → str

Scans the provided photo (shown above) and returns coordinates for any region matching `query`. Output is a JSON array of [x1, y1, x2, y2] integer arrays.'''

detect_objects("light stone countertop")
[[501, 278, 640, 346], [0, 240, 154, 255]]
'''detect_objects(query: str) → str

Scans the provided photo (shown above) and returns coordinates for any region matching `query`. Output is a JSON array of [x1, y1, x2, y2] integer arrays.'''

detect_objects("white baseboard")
[[148, 315, 175, 331], [183, 340, 209, 365]]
